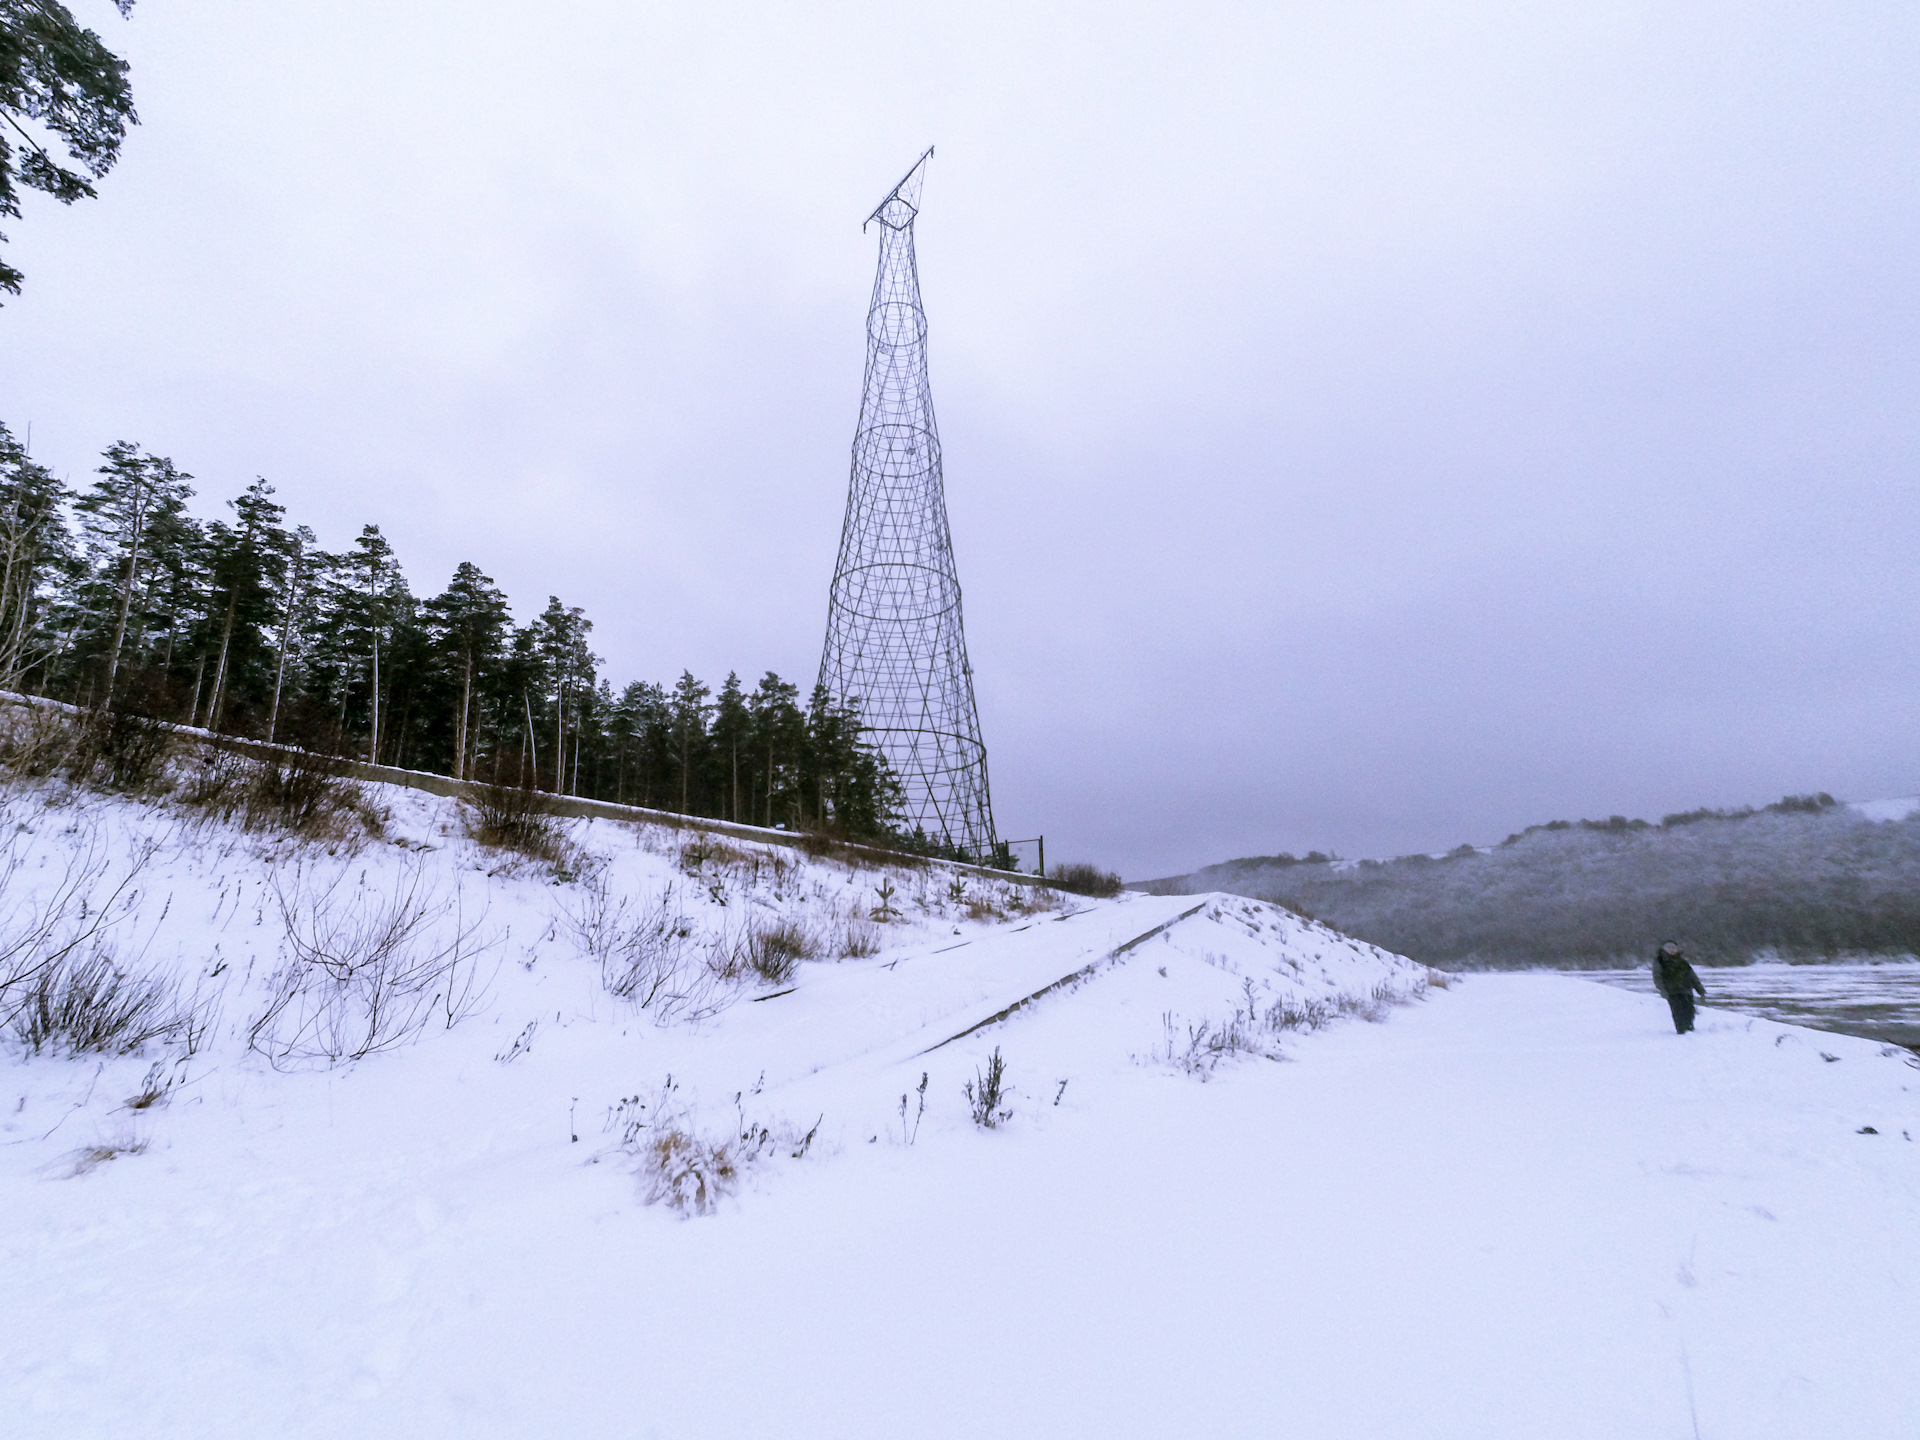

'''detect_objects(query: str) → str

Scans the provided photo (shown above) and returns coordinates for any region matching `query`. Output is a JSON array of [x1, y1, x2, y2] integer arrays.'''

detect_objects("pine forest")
[[0, 426, 917, 846]]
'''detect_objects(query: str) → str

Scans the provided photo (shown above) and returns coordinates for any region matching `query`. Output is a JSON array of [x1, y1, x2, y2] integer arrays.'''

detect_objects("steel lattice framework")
[[819, 148, 996, 857]]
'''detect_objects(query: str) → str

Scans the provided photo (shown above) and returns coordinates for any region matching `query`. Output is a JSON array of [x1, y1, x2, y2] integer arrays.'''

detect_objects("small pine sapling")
[[871, 879, 900, 921]]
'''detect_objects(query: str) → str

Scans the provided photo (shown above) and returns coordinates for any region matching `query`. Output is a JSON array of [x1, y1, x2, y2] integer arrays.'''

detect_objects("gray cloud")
[[4, 1, 1918, 877]]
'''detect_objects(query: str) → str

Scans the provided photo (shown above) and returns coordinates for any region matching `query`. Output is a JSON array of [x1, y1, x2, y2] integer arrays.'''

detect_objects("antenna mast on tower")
[[818, 148, 997, 859]]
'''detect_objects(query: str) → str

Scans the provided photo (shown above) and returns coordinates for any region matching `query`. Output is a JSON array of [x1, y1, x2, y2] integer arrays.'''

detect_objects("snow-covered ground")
[[1584, 959, 1920, 1050], [2, 771, 1917, 1437]]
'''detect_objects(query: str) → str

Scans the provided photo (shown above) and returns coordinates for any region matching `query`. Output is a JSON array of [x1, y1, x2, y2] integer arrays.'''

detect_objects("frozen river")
[[1577, 961, 1920, 1050]]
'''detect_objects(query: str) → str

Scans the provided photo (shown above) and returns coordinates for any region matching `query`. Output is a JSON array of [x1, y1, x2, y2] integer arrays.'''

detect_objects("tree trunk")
[[267, 540, 303, 745], [188, 655, 206, 729], [102, 484, 151, 705], [368, 637, 380, 764], [524, 691, 538, 788], [453, 651, 472, 782], [207, 591, 238, 733]]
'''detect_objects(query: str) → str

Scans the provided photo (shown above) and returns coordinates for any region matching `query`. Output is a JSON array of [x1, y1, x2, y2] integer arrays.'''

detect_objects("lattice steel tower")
[[819, 148, 996, 857]]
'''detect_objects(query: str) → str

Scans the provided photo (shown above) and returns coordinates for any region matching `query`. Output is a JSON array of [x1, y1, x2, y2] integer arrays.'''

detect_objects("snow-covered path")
[[8, 972, 1916, 1438]]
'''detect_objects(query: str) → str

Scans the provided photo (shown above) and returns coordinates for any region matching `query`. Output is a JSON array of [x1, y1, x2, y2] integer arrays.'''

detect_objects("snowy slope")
[[3, 773, 1916, 1437]]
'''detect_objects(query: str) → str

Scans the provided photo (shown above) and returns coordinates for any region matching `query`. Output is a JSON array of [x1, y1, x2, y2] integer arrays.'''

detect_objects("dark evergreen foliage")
[[0, 0, 139, 296], [0, 426, 908, 843]]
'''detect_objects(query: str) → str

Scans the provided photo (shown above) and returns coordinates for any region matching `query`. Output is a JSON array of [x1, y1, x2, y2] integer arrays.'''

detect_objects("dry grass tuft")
[[70, 1136, 148, 1176], [745, 916, 816, 984], [836, 919, 881, 958], [605, 1082, 821, 1216]]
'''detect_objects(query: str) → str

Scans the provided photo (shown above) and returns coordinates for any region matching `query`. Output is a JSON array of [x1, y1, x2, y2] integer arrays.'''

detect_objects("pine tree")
[[421, 562, 509, 780], [72, 441, 194, 706], [0, 423, 76, 690], [710, 671, 749, 823], [668, 671, 711, 815], [265, 524, 317, 743], [328, 525, 409, 761], [0, 0, 140, 298], [613, 679, 669, 806], [200, 478, 289, 731], [748, 671, 803, 828], [530, 597, 595, 793]]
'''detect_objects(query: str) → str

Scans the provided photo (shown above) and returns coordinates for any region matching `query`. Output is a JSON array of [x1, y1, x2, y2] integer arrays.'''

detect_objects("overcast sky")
[[4, 1, 1918, 878]]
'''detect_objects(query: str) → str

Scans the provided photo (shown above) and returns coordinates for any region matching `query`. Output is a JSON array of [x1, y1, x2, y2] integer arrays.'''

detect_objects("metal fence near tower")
[[818, 148, 998, 862]]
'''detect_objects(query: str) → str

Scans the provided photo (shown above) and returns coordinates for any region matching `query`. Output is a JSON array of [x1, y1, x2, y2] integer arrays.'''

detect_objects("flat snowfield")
[[6, 975, 1915, 1437]]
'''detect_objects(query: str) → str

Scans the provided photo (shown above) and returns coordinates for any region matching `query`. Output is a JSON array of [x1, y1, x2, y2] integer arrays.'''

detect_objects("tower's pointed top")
[[864, 146, 934, 233]]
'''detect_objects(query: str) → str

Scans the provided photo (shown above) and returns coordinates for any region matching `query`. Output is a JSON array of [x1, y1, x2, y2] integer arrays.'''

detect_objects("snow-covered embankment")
[[4, 763, 1915, 1438]]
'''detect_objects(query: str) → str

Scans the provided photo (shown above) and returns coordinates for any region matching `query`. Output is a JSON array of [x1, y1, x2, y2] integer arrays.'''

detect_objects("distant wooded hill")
[[1136, 795, 1920, 967]]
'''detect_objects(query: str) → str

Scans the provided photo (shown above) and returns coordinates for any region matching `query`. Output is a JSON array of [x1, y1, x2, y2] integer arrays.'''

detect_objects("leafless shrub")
[[794, 830, 862, 867], [1156, 1010, 1270, 1078], [1049, 861, 1124, 898], [463, 779, 567, 865], [249, 744, 375, 839], [68, 705, 174, 794], [745, 915, 815, 984], [678, 837, 755, 877], [565, 876, 736, 1022], [965, 1046, 1012, 1127], [176, 973, 224, 1056], [1269, 996, 1332, 1032], [0, 825, 152, 1009], [1156, 976, 1421, 1080], [1332, 980, 1414, 1023], [176, 740, 376, 842], [9, 944, 189, 1056], [495, 1018, 538, 1063], [1017, 883, 1065, 915], [172, 741, 251, 818], [0, 701, 86, 781], [248, 857, 494, 1068]]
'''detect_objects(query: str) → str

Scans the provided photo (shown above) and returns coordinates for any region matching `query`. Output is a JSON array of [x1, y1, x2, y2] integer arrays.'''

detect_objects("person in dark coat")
[[1652, 941, 1707, 1034]]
